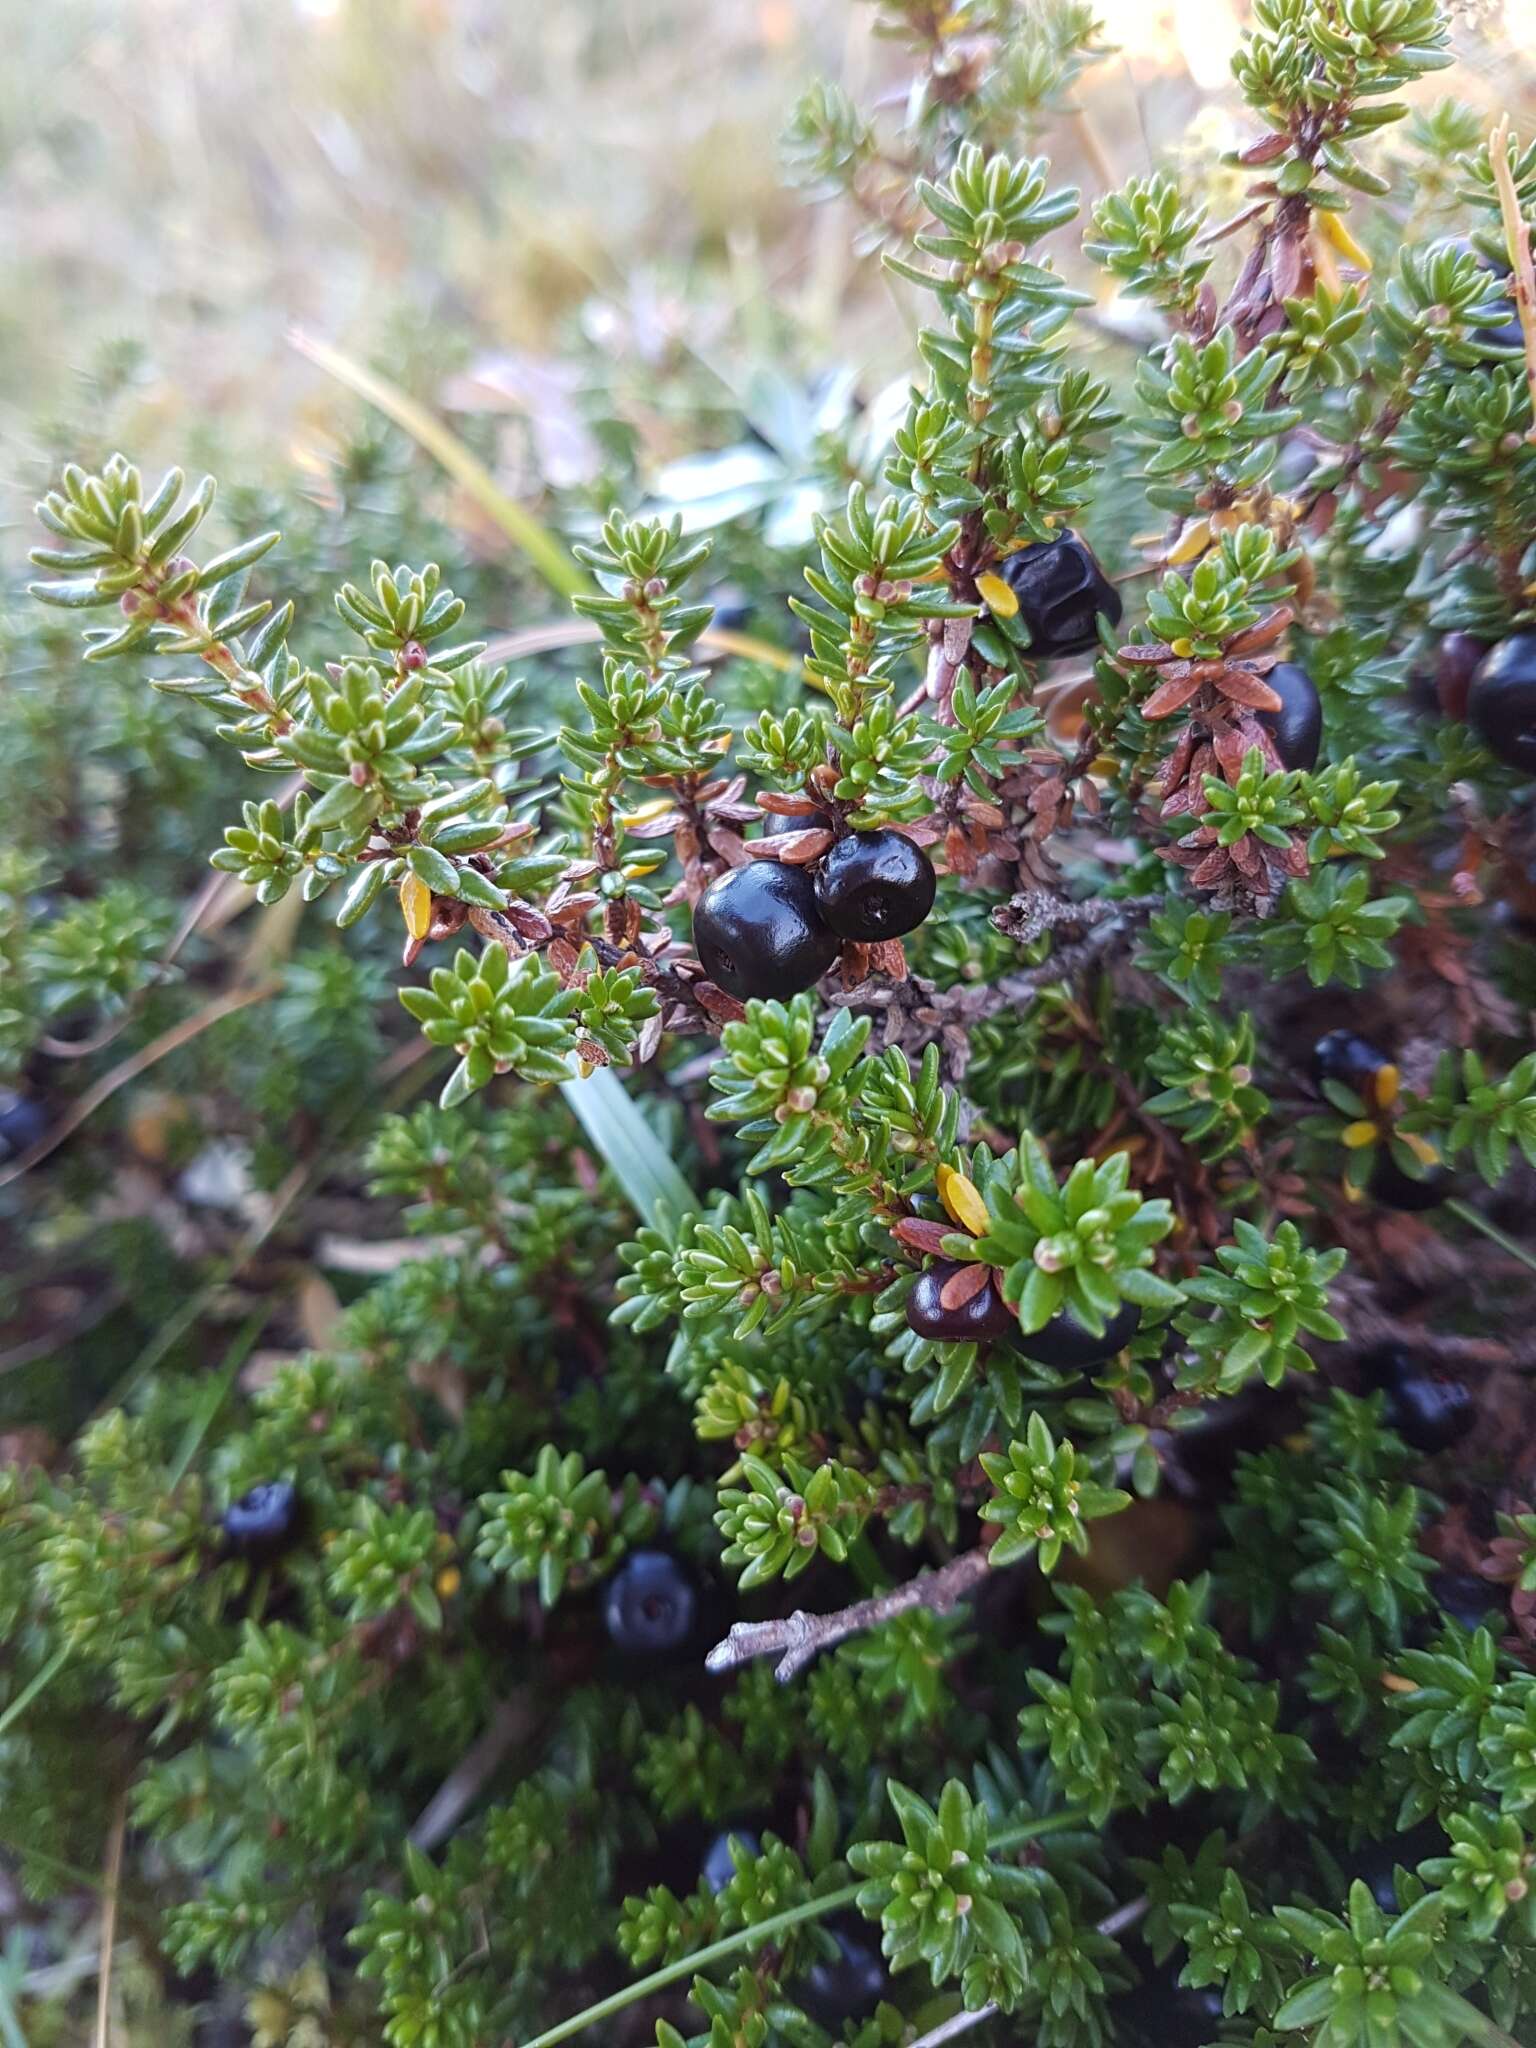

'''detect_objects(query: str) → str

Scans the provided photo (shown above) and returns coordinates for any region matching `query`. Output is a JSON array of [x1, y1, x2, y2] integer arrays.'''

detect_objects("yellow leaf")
[[1400, 1130, 1442, 1169], [975, 571, 1019, 619], [435, 1566, 462, 1600], [1318, 208, 1372, 273], [1167, 518, 1213, 566], [1170, 636, 1195, 658], [1371, 1063, 1399, 1110], [936, 1164, 989, 1237], [400, 872, 433, 941], [1342, 1120, 1380, 1150]]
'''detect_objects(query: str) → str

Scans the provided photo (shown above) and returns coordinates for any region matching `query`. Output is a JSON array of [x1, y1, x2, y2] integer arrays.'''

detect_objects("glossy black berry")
[[692, 860, 840, 1001], [813, 829, 936, 943], [1369, 1150, 1452, 1212], [1311, 1030, 1389, 1101], [1257, 660, 1322, 772], [797, 1925, 888, 2028], [762, 806, 833, 839], [0, 1091, 48, 1162], [1429, 632, 1491, 722], [998, 532, 1123, 659], [603, 1550, 698, 1655], [1429, 1569, 1503, 1634], [1387, 1371, 1475, 1452], [701, 1829, 760, 1896], [905, 1260, 1017, 1345], [222, 1481, 302, 1556], [1012, 1299, 1141, 1370], [1469, 633, 1536, 776]]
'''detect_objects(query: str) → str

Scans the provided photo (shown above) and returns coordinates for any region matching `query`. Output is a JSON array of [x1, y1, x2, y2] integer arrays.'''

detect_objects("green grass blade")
[[560, 1067, 697, 1222], [290, 329, 589, 604]]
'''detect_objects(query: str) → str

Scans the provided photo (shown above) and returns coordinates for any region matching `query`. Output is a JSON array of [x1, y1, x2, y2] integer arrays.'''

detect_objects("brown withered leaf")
[[1212, 723, 1255, 782], [707, 827, 753, 869], [1191, 846, 1232, 888], [939, 1262, 992, 1311], [1142, 670, 1206, 720], [694, 982, 747, 1022], [1116, 642, 1172, 665], [869, 937, 909, 981], [503, 901, 554, 942], [1216, 667, 1283, 712]]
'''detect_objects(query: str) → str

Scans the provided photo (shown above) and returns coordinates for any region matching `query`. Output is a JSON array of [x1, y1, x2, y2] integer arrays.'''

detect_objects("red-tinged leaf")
[[773, 829, 835, 865], [1229, 833, 1264, 881], [1272, 227, 1307, 303], [1141, 671, 1206, 720], [939, 1262, 993, 1311], [710, 801, 764, 824], [504, 901, 554, 941], [1030, 776, 1065, 816], [757, 792, 823, 816], [1237, 132, 1289, 167], [1277, 836, 1311, 877], [1225, 607, 1294, 657], [893, 1218, 953, 1254], [1160, 781, 1204, 820], [1217, 666, 1283, 712]]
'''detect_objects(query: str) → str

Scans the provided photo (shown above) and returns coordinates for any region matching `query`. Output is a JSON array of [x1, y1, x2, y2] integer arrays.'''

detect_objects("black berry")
[[222, 1481, 302, 1557], [1429, 1569, 1503, 1634], [603, 1550, 698, 1655], [0, 1091, 48, 1162], [797, 1925, 888, 2028], [813, 829, 936, 942], [998, 532, 1123, 659], [905, 1260, 1017, 1345], [1469, 633, 1536, 776], [1013, 1299, 1141, 1370], [1311, 1030, 1390, 1101], [1363, 1346, 1473, 1449], [1257, 660, 1323, 772], [692, 861, 839, 1001], [1429, 632, 1491, 722], [1368, 1150, 1452, 1212], [701, 1829, 760, 1896]]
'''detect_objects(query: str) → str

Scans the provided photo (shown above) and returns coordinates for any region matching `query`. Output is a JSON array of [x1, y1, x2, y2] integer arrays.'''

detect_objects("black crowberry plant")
[[8, 3, 1536, 2046]]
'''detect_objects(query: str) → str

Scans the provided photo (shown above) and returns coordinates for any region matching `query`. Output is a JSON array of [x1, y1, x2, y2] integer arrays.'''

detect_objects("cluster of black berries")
[[693, 826, 936, 1001], [1311, 1030, 1452, 1210]]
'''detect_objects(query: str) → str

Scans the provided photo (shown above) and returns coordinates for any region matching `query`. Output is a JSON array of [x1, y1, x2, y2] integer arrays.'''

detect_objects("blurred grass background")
[[2, 0, 1525, 570]]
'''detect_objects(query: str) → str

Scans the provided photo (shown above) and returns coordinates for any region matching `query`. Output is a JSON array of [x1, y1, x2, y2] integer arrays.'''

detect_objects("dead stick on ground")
[[93, 1793, 127, 2048], [705, 1548, 991, 1683]]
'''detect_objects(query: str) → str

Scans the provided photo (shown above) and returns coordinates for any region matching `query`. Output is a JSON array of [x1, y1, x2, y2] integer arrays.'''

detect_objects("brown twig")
[[1489, 116, 1536, 442], [93, 1792, 127, 2048], [409, 1697, 538, 1852], [0, 979, 281, 1190], [704, 1547, 991, 1683], [825, 897, 1158, 1044]]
